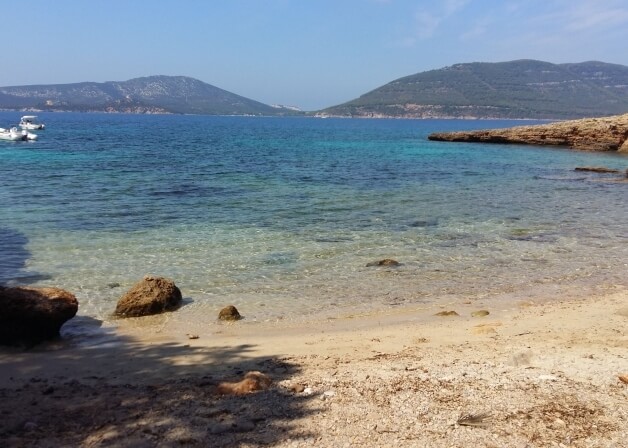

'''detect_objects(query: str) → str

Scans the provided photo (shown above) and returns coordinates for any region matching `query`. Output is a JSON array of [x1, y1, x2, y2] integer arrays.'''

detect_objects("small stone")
[[218, 305, 242, 321], [323, 390, 336, 398], [618, 374, 628, 384], [42, 386, 54, 395], [366, 259, 400, 267], [290, 383, 306, 393], [23, 421, 38, 431], [233, 419, 256, 432], [553, 418, 566, 428], [473, 326, 497, 335], [187, 334, 199, 340], [216, 371, 271, 395], [303, 387, 314, 396], [471, 310, 490, 317], [435, 310, 459, 317], [207, 423, 229, 435], [538, 374, 559, 381]]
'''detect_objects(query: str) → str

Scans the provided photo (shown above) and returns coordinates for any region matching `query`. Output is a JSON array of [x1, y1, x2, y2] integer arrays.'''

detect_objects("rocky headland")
[[428, 113, 628, 152]]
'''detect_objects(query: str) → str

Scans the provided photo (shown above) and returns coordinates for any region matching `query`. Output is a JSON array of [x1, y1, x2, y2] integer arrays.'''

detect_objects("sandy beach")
[[1, 289, 627, 447]]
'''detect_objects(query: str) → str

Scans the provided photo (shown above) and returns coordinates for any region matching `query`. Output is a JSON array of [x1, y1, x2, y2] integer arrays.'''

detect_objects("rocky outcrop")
[[574, 167, 620, 173], [0, 286, 78, 345], [428, 114, 628, 152], [114, 276, 182, 317]]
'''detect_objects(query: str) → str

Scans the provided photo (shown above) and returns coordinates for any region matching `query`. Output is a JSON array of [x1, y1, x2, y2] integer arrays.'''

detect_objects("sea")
[[1, 112, 627, 328]]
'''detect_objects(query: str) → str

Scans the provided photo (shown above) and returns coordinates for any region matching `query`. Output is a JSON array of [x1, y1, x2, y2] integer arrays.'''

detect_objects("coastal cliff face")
[[428, 114, 628, 152]]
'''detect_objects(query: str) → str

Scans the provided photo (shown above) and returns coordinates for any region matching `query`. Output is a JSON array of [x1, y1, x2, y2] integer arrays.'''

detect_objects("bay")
[[1, 112, 626, 324]]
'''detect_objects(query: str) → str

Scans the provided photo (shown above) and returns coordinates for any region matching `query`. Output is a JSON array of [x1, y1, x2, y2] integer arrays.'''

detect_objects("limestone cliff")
[[428, 114, 628, 152]]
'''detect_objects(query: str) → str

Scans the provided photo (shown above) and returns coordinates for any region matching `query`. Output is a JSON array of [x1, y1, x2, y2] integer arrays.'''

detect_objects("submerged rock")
[[574, 166, 620, 173], [218, 305, 242, 321], [366, 259, 401, 267], [428, 113, 628, 152], [114, 276, 182, 317], [0, 285, 78, 345]]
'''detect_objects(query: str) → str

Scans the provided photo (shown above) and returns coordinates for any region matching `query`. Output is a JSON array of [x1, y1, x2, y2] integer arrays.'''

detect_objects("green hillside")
[[0, 76, 299, 116], [320, 60, 628, 119]]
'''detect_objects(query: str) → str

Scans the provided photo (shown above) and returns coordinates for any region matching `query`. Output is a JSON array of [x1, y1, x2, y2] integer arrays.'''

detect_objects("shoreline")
[[1, 289, 626, 446]]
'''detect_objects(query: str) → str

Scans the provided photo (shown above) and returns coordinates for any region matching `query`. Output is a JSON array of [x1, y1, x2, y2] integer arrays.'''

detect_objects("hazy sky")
[[3, 0, 628, 110]]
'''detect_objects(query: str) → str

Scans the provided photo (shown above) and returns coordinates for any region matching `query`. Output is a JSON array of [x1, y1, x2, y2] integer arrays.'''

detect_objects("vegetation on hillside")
[[321, 60, 628, 119], [0, 76, 300, 116]]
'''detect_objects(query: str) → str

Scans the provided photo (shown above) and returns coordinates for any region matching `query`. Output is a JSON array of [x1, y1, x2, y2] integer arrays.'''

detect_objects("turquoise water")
[[1, 112, 627, 323]]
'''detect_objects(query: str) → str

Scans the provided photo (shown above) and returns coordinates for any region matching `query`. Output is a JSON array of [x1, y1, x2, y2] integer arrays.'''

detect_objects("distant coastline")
[[2, 60, 628, 119]]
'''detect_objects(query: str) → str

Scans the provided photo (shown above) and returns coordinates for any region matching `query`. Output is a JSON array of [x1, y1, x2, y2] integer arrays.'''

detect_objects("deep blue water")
[[1, 112, 627, 323]]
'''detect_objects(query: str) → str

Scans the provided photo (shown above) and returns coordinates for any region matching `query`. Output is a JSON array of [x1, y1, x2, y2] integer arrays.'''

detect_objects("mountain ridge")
[[3, 60, 628, 118], [320, 60, 628, 119], [0, 75, 298, 116]]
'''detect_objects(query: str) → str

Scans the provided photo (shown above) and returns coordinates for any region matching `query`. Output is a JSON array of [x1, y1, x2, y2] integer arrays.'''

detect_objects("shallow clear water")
[[1, 112, 627, 323]]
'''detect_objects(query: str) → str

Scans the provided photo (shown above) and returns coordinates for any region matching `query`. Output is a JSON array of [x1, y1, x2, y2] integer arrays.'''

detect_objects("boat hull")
[[0, 127, 29, 141]]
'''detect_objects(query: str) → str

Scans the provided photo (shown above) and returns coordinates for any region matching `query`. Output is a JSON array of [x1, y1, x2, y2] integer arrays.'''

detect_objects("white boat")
[[0, 127, 37, 141], [19, 115, 45, 130]]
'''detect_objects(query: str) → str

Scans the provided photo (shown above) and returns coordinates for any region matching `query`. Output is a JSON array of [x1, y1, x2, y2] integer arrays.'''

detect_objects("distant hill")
[[320, 60, 628, 119], [0, 76, 297, 116]]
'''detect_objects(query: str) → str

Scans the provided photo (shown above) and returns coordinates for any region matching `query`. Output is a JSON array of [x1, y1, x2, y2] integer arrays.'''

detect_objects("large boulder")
[[115, 276, 182, 317], [0, 285, 79, 345]]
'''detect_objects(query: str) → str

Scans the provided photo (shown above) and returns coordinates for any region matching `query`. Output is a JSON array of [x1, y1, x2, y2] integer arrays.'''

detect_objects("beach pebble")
[[538, 374, 559, 382], [302, 387, 314, 396], [233, 419, 256, 432], [366, 259, 400, 267], [435, 310, 459, 317], [471, 310, 490, 317], [289, 383, 306, 393], [207, 423, 230, 435], [23, 421, 38, 431], [552, 418, 567, 428]]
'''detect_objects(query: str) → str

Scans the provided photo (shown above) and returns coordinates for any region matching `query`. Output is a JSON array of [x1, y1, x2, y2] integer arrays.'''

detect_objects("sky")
[[2, 0, 628, 111]]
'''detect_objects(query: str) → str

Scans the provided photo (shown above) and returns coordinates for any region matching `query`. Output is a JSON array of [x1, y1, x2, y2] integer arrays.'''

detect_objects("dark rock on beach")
[[428, 113, 628, 152], [218, 305, 242, 321], [114, 276, 182, 317], [0, 285, 78, 345]]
